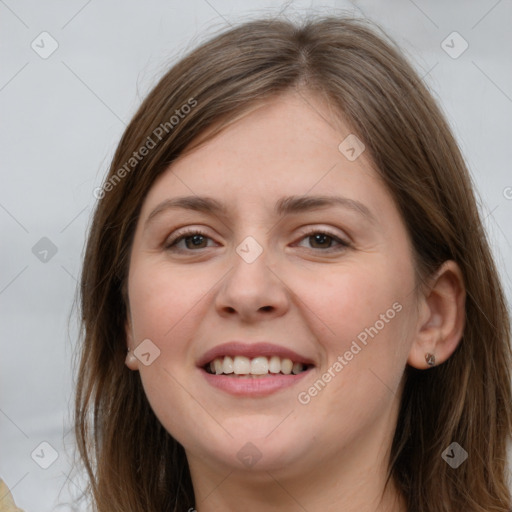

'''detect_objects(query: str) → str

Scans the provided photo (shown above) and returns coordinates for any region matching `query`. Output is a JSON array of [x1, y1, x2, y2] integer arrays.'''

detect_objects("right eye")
[[165, 229, 219, 252]]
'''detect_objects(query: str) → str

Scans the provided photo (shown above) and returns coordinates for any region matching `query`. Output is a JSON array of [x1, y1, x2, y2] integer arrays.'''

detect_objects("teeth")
[[207, 355, 307, 376], [222, 356, 234, 374], [233, 356, 251, 375], [250, 356, 269, 375], [292, 362, 303, 375], [269, 356, 281, 373], [281, 358, 293, 375]]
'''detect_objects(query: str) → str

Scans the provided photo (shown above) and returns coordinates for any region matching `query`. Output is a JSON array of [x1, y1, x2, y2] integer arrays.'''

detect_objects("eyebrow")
[[145, 194, 377, 227]]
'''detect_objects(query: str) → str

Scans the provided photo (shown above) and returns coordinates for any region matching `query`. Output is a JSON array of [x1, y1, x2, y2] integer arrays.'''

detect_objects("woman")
[[75, 14, 512, 511]]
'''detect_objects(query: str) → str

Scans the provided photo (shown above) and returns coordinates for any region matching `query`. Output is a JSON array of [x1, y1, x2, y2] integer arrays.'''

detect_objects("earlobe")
[[407, 260, 466, 369], [125, 349, 140, 370]]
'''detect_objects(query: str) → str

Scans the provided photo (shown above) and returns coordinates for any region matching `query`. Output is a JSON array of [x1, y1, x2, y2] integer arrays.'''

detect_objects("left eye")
[[165, 229, 350, 252], [295, 230, 350, 251]]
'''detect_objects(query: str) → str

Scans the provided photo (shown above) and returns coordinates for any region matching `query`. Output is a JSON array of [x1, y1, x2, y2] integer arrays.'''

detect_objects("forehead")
[[140, 91, 391, 218]]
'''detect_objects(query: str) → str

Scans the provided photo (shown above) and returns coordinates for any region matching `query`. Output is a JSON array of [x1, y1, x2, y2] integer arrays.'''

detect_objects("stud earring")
[[425, 352, 436, 367], [125, 349, 138, 366]]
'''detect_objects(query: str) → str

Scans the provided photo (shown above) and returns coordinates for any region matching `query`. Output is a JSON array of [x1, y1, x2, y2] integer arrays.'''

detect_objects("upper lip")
[[197, 341, 315, 368]]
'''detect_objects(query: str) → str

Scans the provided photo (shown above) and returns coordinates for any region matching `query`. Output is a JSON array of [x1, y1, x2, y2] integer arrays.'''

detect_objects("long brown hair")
[[75, 14, 512, 511]]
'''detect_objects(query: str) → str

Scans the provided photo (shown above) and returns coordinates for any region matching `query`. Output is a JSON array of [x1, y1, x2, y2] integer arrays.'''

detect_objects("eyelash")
[[165, 228, 350, 253]]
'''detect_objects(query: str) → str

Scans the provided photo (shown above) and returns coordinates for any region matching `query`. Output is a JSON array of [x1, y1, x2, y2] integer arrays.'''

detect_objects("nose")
[[214, 241, 290, 323]]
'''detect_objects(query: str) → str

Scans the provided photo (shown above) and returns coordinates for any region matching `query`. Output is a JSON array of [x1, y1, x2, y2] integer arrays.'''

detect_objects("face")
[[125, 90, 421, 479]]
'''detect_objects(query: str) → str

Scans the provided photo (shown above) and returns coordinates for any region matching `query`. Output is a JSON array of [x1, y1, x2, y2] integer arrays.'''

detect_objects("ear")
[[125, 311, 140, 371], [407, 260, 466, 369]]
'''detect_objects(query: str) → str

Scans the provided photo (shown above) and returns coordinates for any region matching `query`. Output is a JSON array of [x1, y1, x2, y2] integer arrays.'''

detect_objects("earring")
[[125, 349, 138, 366], [425, 352, 436, 367]]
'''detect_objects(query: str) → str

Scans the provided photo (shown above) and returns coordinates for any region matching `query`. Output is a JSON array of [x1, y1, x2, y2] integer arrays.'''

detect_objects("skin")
[[125, 90, 466, 511]]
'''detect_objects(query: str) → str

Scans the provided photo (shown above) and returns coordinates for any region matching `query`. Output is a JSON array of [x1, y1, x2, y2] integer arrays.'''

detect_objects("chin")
[[187, 417, 311, 472]]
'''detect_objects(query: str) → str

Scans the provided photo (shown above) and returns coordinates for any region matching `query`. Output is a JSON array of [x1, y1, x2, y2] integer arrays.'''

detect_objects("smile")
[[198, 341, 315, 396], [205, 355, 312, 376]]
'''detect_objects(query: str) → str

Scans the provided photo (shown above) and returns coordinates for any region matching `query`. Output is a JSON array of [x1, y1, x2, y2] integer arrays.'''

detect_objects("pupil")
[[312, 234, 329, 247], [188, 234, 205, 248]]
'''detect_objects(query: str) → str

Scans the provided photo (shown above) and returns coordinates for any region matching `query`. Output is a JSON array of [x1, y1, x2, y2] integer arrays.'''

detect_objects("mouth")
[[198, 342, 315, 396]]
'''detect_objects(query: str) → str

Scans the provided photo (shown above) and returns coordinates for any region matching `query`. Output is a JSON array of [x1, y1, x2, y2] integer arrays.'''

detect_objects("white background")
[[1, 0, 511, 510]]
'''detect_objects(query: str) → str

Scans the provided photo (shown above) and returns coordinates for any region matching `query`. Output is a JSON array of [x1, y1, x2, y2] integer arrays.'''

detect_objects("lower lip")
[[200, 368, 311, 397]]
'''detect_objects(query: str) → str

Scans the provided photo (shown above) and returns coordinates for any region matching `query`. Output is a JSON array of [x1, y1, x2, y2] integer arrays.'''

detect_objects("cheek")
[[298, 267, 413, 431], [297, 260, 410, 349], [127, 262, 212, 441], [293, 274, 412, 455], [296, 257, 416, 417], [128, 261, 209, 342]]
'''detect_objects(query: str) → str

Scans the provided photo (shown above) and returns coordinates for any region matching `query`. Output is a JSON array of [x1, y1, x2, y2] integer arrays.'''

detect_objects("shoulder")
[[0, 479, 25, 512]]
